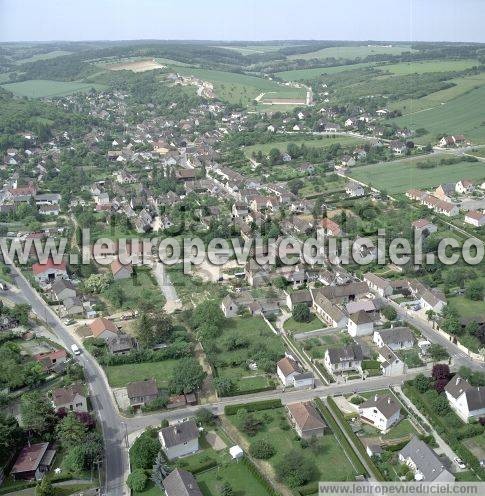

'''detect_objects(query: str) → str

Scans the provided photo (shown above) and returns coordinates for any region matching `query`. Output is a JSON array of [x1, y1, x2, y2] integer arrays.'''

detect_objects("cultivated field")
[[380, 59, 479, 75], [1, 79, 106, 98], [392, 84, 485, 144], [276, 62, 374, 81], [15, 50, 72, 64], [173, 66, 305, 106], [347, 155, 485, 193], [288, 44, 414, 61], [105, 58, 166, 72], [214, 43, 302, 55]]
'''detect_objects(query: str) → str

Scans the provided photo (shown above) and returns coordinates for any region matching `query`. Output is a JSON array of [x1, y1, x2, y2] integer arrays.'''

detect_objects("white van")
[[70, 344, 81, 356]]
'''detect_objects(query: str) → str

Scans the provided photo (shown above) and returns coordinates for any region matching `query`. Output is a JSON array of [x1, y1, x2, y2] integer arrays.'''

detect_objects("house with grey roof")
[[159, 420, 199, 460], [359, 394, 400, 431], [399, 437, 455, 482], [163, 468, 202, 496], [348, 310, 374, 337], [324, 344, 363, 375], [445, 376, 485, 422], [377, 345, 405, 376], [373, 327, 415, 350], [311, 292, 347, 328], [286, 289, 312, 311], [127, 379, 159, 409], [364, 273, 393, 297]]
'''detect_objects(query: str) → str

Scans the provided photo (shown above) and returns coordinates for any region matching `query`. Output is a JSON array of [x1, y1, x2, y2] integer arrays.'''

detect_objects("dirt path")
[[220, 416, 293, 496], [195, 342, 217, 403]]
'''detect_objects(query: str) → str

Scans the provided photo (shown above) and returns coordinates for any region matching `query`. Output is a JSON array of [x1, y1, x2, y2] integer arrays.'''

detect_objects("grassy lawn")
[[382, 419, 419, 440], [347, 155, 485, 193], [1, 79, 107, 98], [396, 350, 424, 369], [106, 269, 165, 311], [104, 359, 180, 388], [133, 481, 162, 496], [213, 316, 284, 394], [283, 316, 324, 334], [449, 295, 485, 320], [301, 333, 351, 360], [392, 84, 485, 145], [227, 406, 358, 482]]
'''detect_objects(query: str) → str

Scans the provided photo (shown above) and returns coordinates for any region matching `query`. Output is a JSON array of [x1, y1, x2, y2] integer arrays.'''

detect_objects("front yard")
[[283, 316, 324, 334], [300, 332, 352, 360]]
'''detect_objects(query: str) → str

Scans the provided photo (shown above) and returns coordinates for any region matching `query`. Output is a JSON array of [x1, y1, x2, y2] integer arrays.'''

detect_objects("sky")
[[0, 0, 484, 43]]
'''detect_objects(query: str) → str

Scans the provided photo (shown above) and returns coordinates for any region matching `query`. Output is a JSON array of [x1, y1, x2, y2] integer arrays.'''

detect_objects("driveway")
[[153, 262, 182, 313]]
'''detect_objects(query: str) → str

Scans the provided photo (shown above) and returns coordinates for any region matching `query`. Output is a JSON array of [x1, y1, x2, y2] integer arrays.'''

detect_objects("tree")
[[137, 311, 173, 348], [292, 303, 311, 323], [272, 276, 288, 289], [56, 412, 87, 449], [414, 374, 431, 393], [220, 482, 233, 496], [425, 309, 436, 325], [276, 450, 317, 488], [0, 413, 23, 459], [106, 285, 125, 308], [84, 273, 111, 294], [127, 469, 148, 492], [431, 395, 450, 416], [434, 379, 449, 393], [169, 358, 206, 394], [241, 414, 262, 436], [63, 446, 85, 473], [192, 300, 224, 330], [195, 407, 215, 426], [36, 478, 54, 496], [381, 305, 397, 321], [465, 280, 484, 301], [428, 344, 449, 362], [442, 312, 462, 336], [213, 377, 237, 396], [151, 452, 172, 488], [20, 392, 56, 434], [432, 364, 450, 381], [130, 429, 160, 470], [249, 439, 276, 459]]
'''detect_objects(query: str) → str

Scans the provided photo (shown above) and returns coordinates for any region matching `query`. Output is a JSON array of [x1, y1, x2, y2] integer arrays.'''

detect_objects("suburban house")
[[89, 317, 119, 340], [127, 379, 159, 409], [107, 333, 137, 355], [364, 273, 393, 297], [52, 383, 88, 413], [163, 468, 203, 496], [408, 280, 447, 313], [464, 210, 485, 227], [312, 292, 347, 328], [159, 420, 199, 460], [277, 356, 315, 389], [346, 182, 365, 198], [347, 310, 374, 337], [434, 183, 455, 202], [455, 180, 474, 195], [411, 219, 438, 237], [10, 443, 57, 481], [373, 327, 415, 350], [377, 345, 406, 376], [287, 402, 327, 439], [324, 344, 363, 375], [318, 217, 342, 237], [32, 258, 68, 284], [399, 437, 455, 482], [359, 394, 400, 431], [33, 348, 68, 371], [51, 279, 76, 301], [439, 135, 468, 148], [444, 376, 485, 422], [64, 296, 84, 316], [111, 260, 133, 280], [220, 295, 239, 317], [286, 289, 313, 311]]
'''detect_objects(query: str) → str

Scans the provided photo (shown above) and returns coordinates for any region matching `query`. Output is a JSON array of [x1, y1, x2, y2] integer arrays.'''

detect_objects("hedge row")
[[224, 399, 282, 416], [314, 398, 367, 477], [326, 397, 385, 481], [190, 459, 218, 475], [241, 456, 281, 496], [292, 481, 319, 496], [314, 362, 335, 384], [220, 384, 276, 397]]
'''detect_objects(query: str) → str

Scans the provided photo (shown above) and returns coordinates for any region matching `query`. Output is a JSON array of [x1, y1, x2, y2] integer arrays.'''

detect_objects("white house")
[[276, 356, 313, 388], [359, 394, 400, 431], [364, 273, 393, 297], [455, 180, 474, 195], [346, 182, 365, 198], [220, 295, 239, 317], [465, 210, 485, 227], [399, 437, 455, 482], [373, 327, 415, 350], [444, 376, 485, 423], [377, 346, 406, 377], [347, 311, 374, 337], [159, 420, 199, 460], [324, 344, 363, 375]]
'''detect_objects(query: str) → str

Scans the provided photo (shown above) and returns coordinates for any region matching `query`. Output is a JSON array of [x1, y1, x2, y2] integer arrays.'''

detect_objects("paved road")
[[6, 261, 128, 496]]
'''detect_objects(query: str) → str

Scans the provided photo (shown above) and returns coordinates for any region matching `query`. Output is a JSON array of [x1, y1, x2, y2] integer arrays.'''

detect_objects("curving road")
[[6, 260, 128, 496]]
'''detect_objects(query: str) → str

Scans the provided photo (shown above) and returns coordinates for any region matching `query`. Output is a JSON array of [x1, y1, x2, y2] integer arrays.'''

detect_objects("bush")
[[381, 305, 397, 321], [130, 428, 161, 469], [249, 439, 276, 459], [292, 303, 311, 323], [275, 450, 317, 488], [127, 469, 148, 492]]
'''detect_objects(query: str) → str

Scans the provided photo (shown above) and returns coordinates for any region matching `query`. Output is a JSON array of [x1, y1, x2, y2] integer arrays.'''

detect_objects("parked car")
[[454, 457, 466, 469], [70, 344, 81, 356]]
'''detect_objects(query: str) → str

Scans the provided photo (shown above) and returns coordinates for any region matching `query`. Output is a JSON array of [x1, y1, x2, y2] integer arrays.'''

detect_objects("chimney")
[[388, 397, 391, 404], [374, 394, 378, 402], [456, 377, 461, 385]]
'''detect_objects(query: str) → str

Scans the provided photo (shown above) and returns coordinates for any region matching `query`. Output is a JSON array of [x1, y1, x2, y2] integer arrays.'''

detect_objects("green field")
[[392, 84, 485, 144], [381, 59, 479, 75], [173, 66, 305, 105], [104, 359, 179, 388], [2, 79, 107, 98], [15, 50, 72, 64], [228, 405, 359, 482], [243, 135, 364, 158], [449, 295, 485, 320], [214, 43, 301, 55], [288, 45, 414, 61], [391, 73, 485, 114], [276, 62, 374, 81], [347, 155, 485, 193]]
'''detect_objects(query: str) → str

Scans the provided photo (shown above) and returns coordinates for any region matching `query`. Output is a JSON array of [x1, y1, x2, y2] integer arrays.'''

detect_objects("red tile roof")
[[32, 258, 67, 275]]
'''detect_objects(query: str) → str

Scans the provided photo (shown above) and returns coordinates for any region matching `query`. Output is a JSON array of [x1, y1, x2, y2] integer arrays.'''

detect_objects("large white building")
[[359, 394, 400, 431], [444, 376, 485, 422]]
